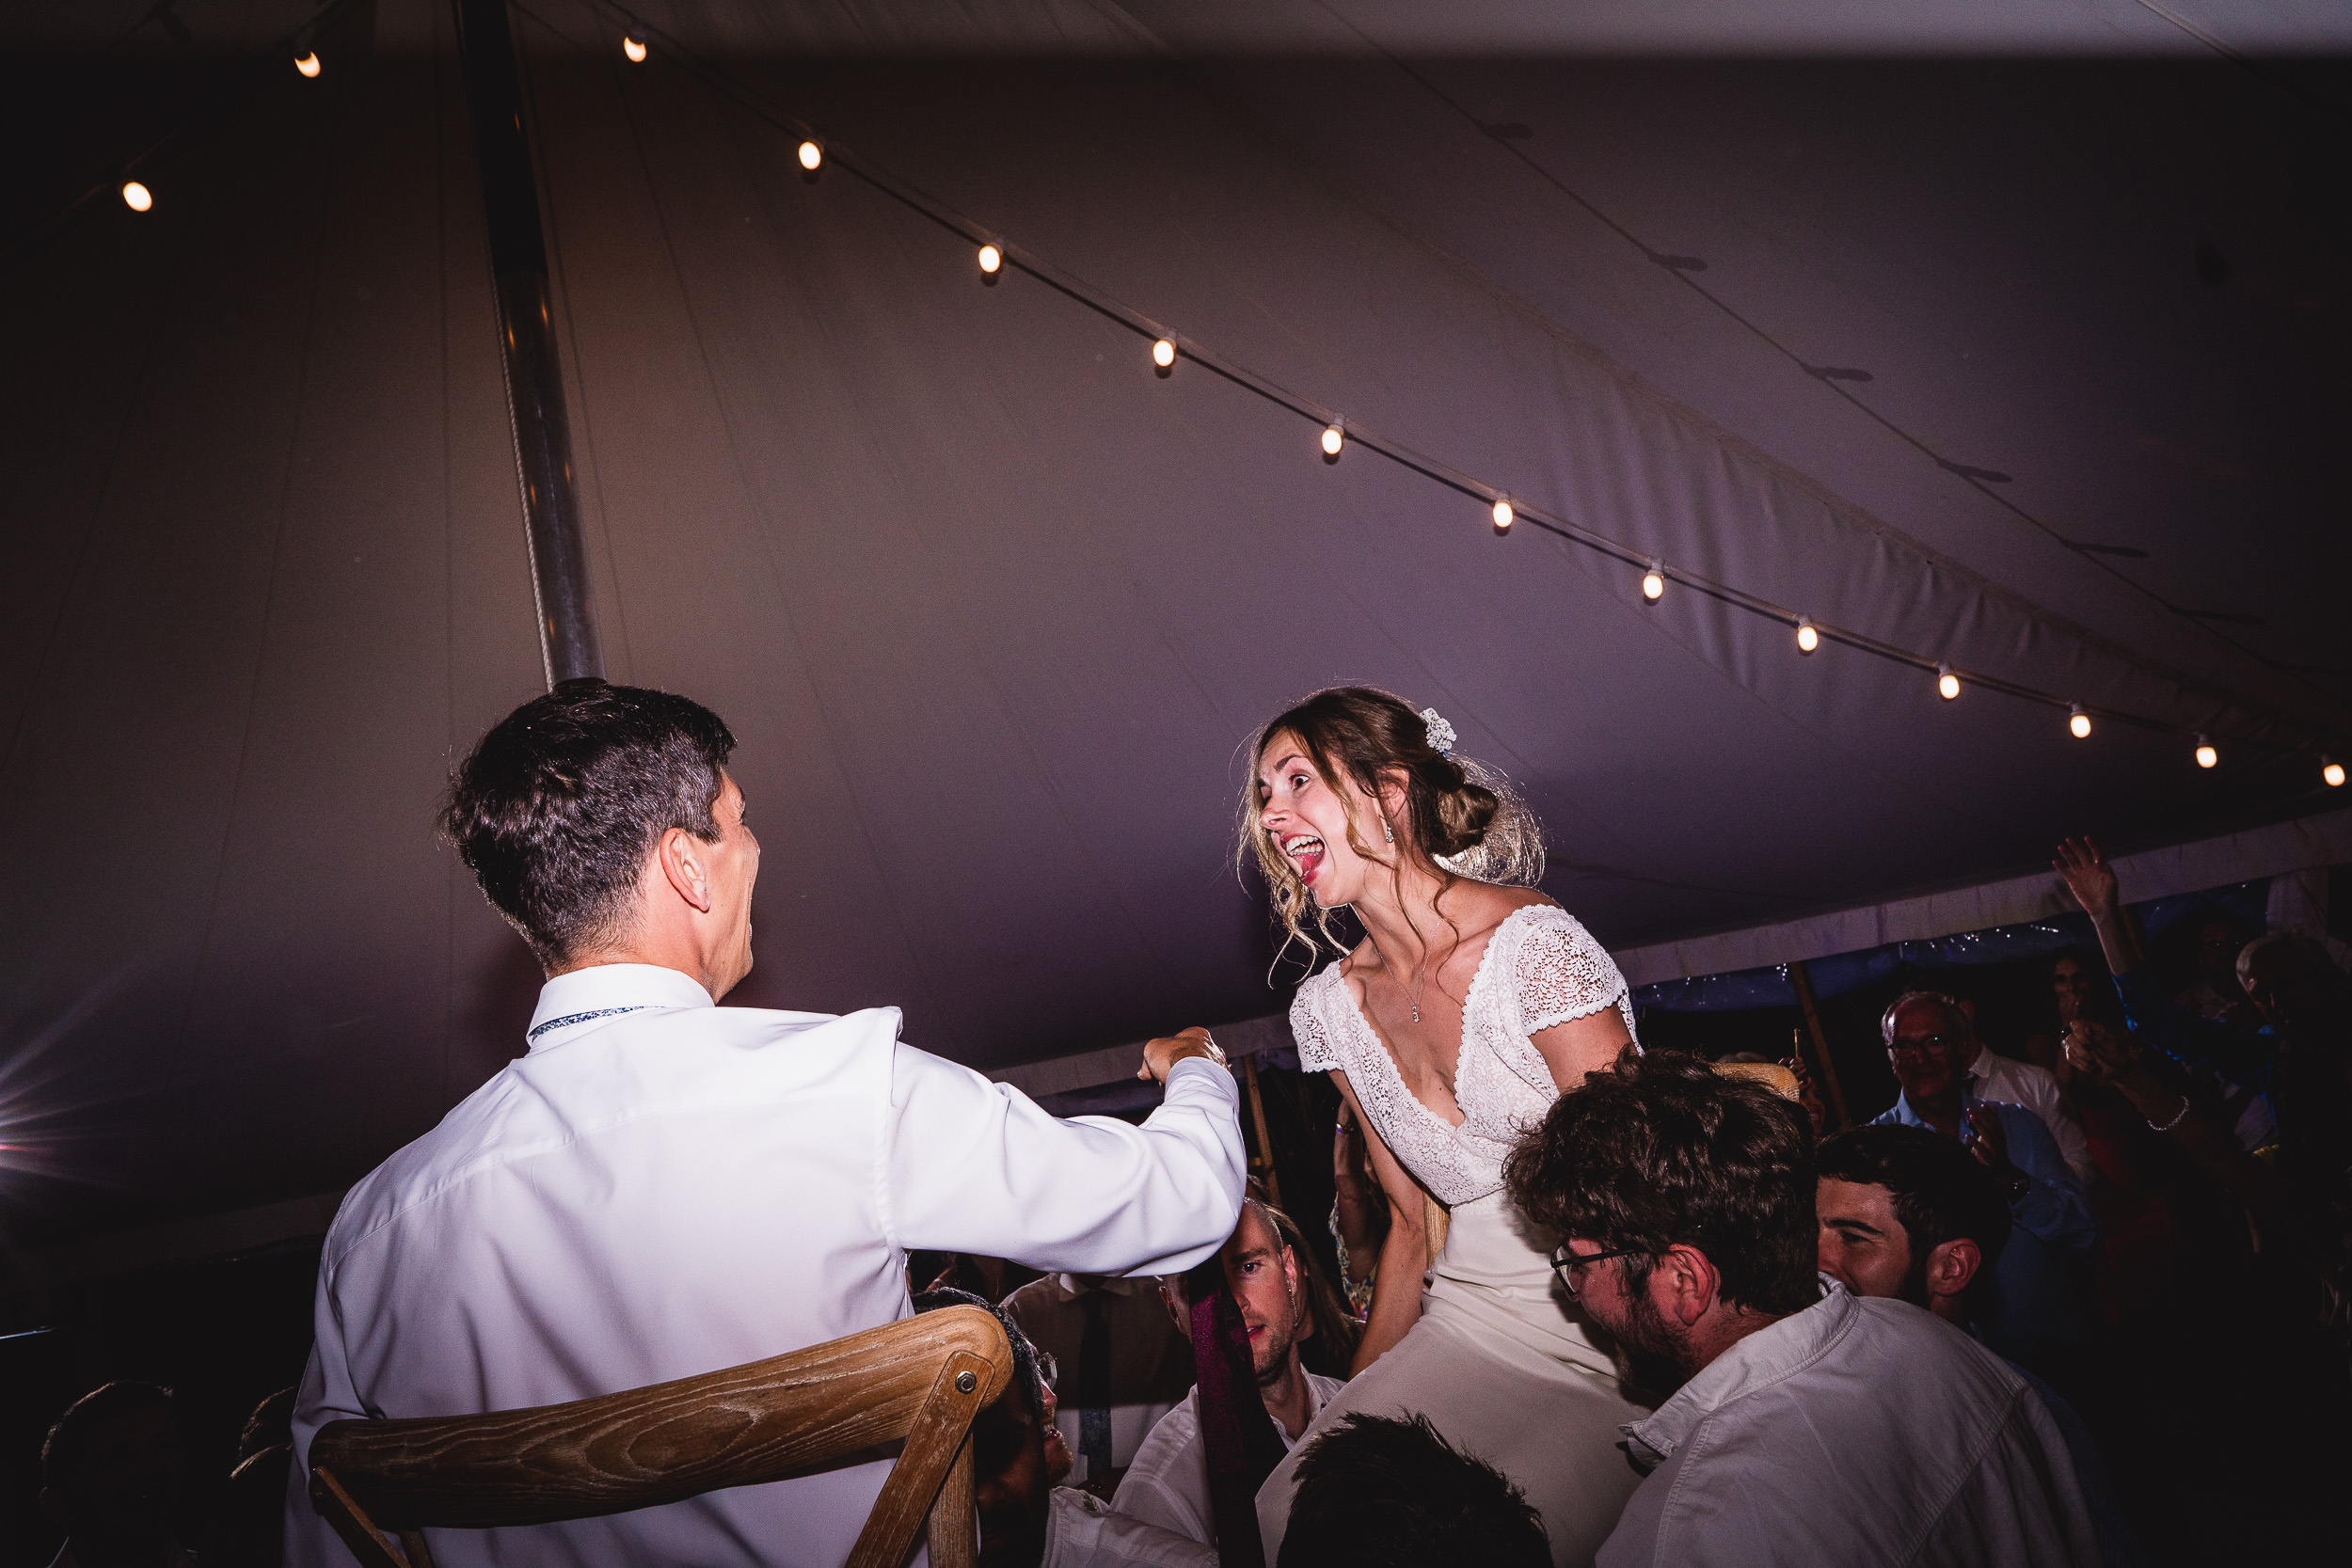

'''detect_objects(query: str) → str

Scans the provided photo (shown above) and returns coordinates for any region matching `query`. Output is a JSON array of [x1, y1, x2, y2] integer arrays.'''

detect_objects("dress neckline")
[[1330, 901, 1551, 1132]]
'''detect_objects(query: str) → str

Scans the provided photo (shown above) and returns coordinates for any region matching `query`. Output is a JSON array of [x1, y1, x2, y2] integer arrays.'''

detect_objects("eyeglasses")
[[1549, 1243, 1650, 1296], [1887, 1034, 1963, 1059]]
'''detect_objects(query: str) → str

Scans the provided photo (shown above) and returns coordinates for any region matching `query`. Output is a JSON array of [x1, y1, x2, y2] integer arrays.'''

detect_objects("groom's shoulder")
[[326, 1006, 910, 1267]]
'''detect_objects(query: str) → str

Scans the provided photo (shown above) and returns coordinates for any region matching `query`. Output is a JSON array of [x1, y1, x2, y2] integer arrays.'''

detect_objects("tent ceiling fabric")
[[2, 0, 2347, 1247]]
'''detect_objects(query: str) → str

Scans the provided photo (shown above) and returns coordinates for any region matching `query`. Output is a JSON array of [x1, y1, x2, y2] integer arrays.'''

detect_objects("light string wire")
[[0, 0, 372, 276], [10, 0, 2344, 779], [549, 0, 2344, 769]]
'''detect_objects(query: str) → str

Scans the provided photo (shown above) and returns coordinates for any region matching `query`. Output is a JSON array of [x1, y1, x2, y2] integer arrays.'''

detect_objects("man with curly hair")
[[1503, 1052, 2099, 1567]]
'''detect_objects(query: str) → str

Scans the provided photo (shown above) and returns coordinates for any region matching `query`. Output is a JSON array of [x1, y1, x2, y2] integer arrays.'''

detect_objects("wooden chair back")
[[307, 1304, 1012, 1568]]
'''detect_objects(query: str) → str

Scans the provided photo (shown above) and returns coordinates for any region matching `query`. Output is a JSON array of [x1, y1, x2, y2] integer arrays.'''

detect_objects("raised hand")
[[1963, 1103, 2013, 1176], [2053, 836, 2120, 915], [1136, 1026, 1226, 1085], [1781, 1054, 1827, 1137], [2061, 1018, 2138, 1084]]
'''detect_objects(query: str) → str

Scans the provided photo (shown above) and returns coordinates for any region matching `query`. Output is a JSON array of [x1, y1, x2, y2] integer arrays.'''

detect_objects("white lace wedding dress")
[[1254, 903, 1647, 1567]]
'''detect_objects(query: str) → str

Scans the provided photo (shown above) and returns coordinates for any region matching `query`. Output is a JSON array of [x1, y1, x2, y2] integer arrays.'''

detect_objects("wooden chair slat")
[[307, 1306, 1010, 1564]]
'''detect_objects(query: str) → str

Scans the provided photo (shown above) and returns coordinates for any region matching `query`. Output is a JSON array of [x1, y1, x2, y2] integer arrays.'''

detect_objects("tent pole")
[[453, 0, 603, 688], [1790, 960, 1851, 1130]]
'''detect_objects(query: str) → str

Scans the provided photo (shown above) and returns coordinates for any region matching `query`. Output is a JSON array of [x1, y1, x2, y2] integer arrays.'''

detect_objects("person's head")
[[441, 682, 755, 993], [914, 1291, 1066, 1568], [1815, 1124, 2010, 1326], [1239, 688, 1540, 948], [2050, 950, 2094, 1023], [1262, 1198, 1363, 1377], [1503, 1052, 1818, 1392], [1882, 991, 1974, 1107], [40, 1382, 184, 1552], [1163, 1198, 1306, 1386], [2195, 915, 2248, 985], [2236, 933, 2343, 1036], [1278, 1412, 1548, 1568]]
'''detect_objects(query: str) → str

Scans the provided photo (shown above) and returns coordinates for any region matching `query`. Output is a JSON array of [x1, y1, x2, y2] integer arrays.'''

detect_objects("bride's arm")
[[1530, 1009, 1633, 1096], [1330, 1069, 1431, 1374]]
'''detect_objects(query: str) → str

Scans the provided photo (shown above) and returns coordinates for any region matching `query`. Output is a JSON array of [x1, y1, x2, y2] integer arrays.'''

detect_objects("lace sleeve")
[[1512, 908, 1635, 1041], [1288, 973, 1345, 1072]]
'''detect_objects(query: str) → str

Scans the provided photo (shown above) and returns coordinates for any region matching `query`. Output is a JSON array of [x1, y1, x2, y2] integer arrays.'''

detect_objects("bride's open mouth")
[[1282, 832, 1326, 885]]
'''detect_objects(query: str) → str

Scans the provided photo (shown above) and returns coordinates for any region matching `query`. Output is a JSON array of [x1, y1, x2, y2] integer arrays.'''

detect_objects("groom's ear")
[[658, 826, 713, 913]]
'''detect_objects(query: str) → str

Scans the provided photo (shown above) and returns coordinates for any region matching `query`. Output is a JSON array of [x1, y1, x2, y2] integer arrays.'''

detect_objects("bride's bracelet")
[[2146, 1093, 2192, 1133]]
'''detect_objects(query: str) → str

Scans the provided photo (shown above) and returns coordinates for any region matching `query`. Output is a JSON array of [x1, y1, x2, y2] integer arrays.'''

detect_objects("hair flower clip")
[[1420, 707, 1456, 756]]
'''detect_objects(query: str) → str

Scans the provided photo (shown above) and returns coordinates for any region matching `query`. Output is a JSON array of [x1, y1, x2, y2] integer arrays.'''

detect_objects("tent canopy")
[[3, 0, 2348, 1251]]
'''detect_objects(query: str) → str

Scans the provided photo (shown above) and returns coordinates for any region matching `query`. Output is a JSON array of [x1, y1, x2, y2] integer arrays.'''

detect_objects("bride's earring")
[[1383, 817, 1393, 845]]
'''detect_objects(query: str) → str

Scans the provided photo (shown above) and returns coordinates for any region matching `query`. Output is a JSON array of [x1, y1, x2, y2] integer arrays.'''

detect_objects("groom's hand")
[[1137, 1027, 1225, 1085]]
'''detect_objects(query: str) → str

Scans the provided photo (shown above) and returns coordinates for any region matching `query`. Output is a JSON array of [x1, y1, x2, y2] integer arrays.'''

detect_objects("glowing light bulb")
[[2069, 705, 2092, 739], [622, 34, 647, 62], [121, 181, 152, 212], [1491, 499, 1514, 531], [798, 140, 823, 171], [2327, 757, 2346, 788], [1152, 338, 1176, 369], [1321, 423, 1344, 457], [977, 243, 1001, 274], [2195, 736, 2218, 769], [1796, 618, 1820, 654], [1936, 664, 1961, 701], [1641, 562, 1665, 601], [294, 50, 321, 76]]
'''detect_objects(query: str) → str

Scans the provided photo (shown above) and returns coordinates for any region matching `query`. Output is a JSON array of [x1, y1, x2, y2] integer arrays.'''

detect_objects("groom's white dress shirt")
[[286, 963, 1247, 1568]]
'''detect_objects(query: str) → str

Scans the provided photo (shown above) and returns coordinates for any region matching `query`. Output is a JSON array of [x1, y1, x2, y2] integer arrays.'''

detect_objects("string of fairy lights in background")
[[72, 8, 2351, 792]]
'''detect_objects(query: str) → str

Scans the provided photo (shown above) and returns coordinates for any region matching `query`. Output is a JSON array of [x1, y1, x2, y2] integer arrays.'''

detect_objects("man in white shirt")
[[284, 683, 1246, 1567], [1114, 1199, 1347, 1547], [1504, 1052, 2100, 1568], [1888, 991, 2096, 1187]]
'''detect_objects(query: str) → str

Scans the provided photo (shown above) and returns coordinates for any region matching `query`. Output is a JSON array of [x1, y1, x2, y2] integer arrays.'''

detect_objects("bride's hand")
[[1137, 1027, 1226, 1085]]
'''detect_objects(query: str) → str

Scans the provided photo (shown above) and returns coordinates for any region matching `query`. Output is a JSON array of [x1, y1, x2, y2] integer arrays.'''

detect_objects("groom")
[[284, 681, 1245, 1567]]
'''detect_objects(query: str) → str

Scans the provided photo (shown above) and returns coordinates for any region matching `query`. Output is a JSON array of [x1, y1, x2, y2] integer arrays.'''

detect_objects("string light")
[[622, 33, 648, 63], [1321, 420, 1345, 457], [1152, 338, 1176, 369], [294, 50, 321, 77], [120, 181, 152, 212], [1491, 498, 1513, 532], [1796, 618, 1820, 654], [2327, 757, 2346, 788], [1937, 664, 1961, 701], [797, 140, 823, 171], [977, 242, 1001, 275], [2195, 736, 2218, 769], [1641, 561, 1665, 601], [2069, 704, 2092, 738]]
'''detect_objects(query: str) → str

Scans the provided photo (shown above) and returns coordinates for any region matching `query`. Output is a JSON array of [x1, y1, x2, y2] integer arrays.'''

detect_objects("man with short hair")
[[1276, 1413, 1548, 1568], [1504, 1052, 2099, 1568], [40, 1382, 196, 1568], [287, 684, 1247, 1567], [1113, 1199, 1347, 1547], [1816, 1125, 2145, 1568], [1872, 990, 2097, 1361], [1903, 990, 2095, 1186]]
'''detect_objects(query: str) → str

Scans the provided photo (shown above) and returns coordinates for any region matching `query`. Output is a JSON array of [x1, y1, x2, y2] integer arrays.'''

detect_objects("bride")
[[1241, 688, 1647, 1566]]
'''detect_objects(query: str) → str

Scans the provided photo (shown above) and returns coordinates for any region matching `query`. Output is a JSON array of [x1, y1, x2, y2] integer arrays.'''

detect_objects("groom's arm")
[[882, 1044, 1247, 1278]]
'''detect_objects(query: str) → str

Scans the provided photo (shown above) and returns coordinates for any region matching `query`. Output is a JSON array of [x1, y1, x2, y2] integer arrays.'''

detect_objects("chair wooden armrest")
[[308, 1305, 1011, 1568]]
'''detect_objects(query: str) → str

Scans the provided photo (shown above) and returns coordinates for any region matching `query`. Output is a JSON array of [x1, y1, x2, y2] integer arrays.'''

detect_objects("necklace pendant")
[[1411, 1006, 1421, 1023]]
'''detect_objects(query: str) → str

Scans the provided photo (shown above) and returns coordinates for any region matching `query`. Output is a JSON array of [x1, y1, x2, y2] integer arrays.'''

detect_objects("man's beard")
[[1608, 1280, 1695, 1396]]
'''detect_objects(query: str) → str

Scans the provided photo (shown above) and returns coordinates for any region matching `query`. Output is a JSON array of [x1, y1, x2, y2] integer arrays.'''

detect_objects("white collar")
[[1054, 1273, 1152, 1298], [525, 963, 714, 1053], [1620, 1275, 1849, 1469]]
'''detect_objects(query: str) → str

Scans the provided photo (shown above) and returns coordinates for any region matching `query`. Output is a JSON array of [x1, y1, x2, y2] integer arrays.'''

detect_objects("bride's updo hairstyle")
[[1238, 687, 1544, 953]]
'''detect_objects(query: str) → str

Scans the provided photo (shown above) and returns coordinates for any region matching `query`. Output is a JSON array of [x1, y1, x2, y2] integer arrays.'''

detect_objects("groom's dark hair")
[[441, 680, 736, 967]]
